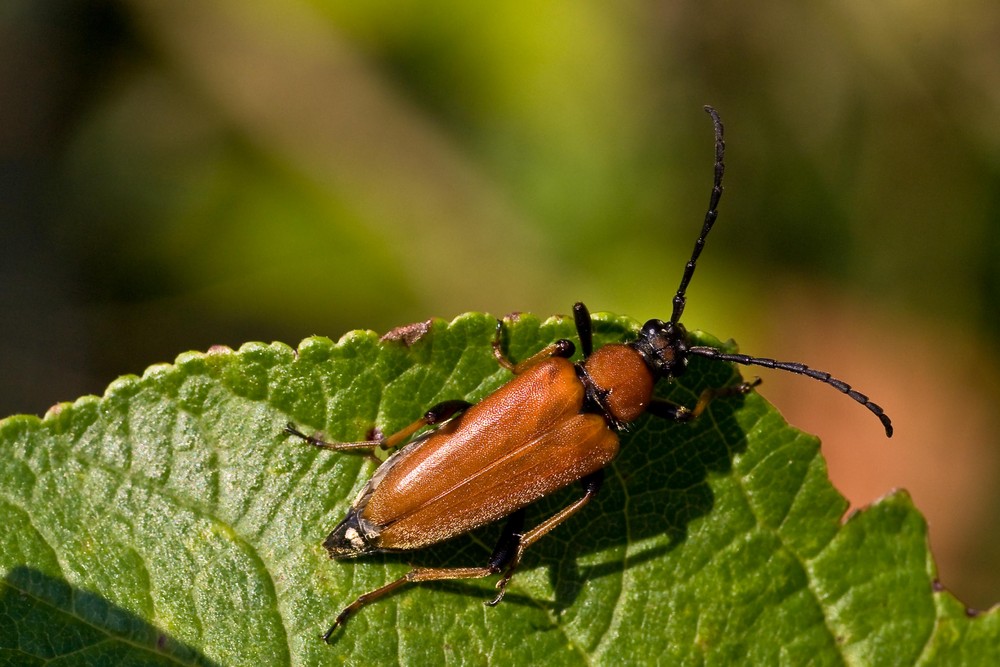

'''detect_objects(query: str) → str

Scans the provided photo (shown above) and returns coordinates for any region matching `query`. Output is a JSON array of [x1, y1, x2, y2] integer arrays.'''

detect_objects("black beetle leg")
[[572, 302, 594, 359]]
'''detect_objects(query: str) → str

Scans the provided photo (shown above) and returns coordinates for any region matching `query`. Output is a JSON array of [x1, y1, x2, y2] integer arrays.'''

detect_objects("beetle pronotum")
[[286, 106, 893, 641]]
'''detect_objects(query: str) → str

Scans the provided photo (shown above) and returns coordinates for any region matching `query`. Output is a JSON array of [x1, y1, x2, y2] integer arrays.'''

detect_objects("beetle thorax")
[[580, 345, 656, 424]]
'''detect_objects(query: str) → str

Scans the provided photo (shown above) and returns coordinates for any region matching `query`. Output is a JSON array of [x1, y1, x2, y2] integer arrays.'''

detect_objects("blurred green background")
[[3, 1, 999, 609]]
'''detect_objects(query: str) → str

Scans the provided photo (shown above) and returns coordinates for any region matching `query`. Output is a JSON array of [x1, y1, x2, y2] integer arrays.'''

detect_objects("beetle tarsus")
[[484, 513, 524, 607], [487, 573, 514, 607], [284, 422, 331, 449], [285, 421, 386, 453], [321, 623, 340, 643], [322, 602, 361, 642]]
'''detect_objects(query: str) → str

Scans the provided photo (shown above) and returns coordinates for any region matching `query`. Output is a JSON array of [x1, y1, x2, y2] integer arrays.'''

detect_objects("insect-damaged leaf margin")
[[0, 311, 996, 666]]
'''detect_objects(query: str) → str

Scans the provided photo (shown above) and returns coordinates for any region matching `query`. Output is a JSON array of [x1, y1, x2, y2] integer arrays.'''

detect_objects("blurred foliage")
[[3, 0, 999, 403], [2, 0, 999, 608]]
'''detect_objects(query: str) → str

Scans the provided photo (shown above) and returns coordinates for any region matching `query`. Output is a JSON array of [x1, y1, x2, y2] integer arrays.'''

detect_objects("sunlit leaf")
[[1, 313, 996, 665]]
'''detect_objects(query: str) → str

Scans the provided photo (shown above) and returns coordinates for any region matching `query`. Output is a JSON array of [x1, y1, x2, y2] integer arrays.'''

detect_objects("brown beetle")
[[286, 106, 893, 641]]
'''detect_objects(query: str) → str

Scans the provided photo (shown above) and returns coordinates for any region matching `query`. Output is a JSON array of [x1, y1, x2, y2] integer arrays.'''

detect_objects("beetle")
[[285, 106, 893, 641]]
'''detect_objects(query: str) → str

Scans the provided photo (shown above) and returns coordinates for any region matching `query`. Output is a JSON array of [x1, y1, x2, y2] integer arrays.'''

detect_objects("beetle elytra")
[[286, 106, 893, 641]]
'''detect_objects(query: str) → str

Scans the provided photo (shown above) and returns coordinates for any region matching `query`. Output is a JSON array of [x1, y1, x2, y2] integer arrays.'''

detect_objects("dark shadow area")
[[540, 354, 753, 613], [0, 566, 220, 666]]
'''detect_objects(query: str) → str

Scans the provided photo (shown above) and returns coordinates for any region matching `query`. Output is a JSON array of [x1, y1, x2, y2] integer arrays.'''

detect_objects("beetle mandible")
[[286, 106, 893, 641]]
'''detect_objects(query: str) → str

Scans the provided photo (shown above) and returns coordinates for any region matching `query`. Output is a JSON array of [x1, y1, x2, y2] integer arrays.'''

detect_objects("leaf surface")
[[1, 312, 996, 665]]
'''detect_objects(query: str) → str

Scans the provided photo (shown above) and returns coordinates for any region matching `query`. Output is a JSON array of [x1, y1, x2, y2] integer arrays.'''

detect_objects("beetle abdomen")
[[334, 358, 621, 553], [375, 412, 619, 550]]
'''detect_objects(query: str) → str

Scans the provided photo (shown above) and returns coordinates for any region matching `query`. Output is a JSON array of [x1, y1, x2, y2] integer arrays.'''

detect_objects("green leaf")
[[1, 312, 996, 665]]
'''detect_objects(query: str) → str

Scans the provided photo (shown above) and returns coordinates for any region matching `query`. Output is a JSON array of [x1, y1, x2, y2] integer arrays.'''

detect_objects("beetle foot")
[[322, 614, 348, 643], [487, 564, 519, 607], [487, 578, 510, 607]]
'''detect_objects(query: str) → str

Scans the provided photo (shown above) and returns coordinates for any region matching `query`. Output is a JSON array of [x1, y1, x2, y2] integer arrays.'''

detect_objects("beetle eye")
[[640, 319, 666, 339]]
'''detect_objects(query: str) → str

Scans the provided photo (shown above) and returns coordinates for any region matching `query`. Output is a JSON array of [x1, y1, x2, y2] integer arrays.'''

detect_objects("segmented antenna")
[[667, 107, 892, 437], [687, 345, 894, 437], [671, 105, 726, 325]]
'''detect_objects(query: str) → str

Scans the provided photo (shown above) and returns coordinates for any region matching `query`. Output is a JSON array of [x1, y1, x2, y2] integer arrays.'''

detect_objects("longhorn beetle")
[[286, 106, 893, 641]]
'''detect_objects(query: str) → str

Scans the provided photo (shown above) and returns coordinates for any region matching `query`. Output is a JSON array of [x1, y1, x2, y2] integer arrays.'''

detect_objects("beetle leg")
[[647, 377, 762, 423], [572, 302, 594, 359], [488, 470, 604, 606], [284, 423, 381, 452], [323, 564, 501, 641], [486, 509, 527, 572], [322, 510, 526, 640], [492, 319, 576, 374], [285, 400, 472, 453]]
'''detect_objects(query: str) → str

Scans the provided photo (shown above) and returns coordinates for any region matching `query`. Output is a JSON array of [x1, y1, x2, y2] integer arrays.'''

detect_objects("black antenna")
[[665, 106, 892, 437], [687, 345, 894, 437], [671, 105, 725, 325]]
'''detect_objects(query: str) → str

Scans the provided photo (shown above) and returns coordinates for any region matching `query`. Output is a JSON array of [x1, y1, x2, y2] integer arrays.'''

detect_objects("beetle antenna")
[[671, 105, 725, 325], [686, 345, 894, 437]]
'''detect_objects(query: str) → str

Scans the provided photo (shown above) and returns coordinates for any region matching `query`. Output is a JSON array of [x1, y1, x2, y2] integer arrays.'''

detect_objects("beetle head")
[[632, 318, 690, 380]]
